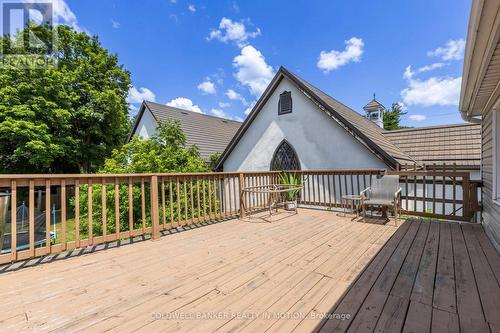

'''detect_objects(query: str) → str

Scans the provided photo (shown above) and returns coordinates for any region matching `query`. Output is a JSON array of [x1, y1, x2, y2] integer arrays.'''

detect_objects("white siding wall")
[[223, 78, 387, 172], [134, 109, 157, 139], [482, 96, 500, 252]]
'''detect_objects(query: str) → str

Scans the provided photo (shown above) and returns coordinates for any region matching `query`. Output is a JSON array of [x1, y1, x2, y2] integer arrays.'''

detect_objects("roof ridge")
[[144, 100, 243, 124], [383, 122, 480, 134]]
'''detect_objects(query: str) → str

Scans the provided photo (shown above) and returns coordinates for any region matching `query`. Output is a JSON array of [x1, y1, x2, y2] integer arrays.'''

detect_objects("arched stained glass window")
[[270, 140, 301, 171]]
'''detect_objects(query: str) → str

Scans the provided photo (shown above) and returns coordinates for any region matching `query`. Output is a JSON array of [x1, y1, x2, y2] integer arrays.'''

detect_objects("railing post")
[[239, 173, 246, 218], [462, 173, 471, 221], [150, 175, 160, 240]]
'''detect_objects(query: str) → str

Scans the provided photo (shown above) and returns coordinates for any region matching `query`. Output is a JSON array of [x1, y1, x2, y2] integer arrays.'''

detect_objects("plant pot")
[[285, 200, 297, 211]]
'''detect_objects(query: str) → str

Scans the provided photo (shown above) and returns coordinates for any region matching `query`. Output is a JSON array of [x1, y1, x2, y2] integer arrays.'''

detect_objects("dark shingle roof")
[[383, 123, 481, 168], [133, 101, 242, 160]]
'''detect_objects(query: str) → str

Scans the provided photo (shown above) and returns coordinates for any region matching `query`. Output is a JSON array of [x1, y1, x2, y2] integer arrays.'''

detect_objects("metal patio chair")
[[360, 175, 402, 223]]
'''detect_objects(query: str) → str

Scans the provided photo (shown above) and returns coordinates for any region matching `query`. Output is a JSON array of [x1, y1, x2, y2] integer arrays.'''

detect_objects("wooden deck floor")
[[317, 219, 500, 333], [0, 209, 399, 333]]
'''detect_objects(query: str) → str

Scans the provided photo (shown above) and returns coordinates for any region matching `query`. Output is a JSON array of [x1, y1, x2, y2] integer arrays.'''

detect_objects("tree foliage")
[[101, 120, 208, 173], [0, 24, 131, 173], [383, 103, 407, 131], [74, 120, 210, 236]]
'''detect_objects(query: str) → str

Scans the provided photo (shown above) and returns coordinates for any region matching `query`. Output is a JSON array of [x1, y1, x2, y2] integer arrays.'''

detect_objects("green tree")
[[74, 120, 210, 236], [383, 103, 407, 130], [207, 152, 222, 170], [0, 24, 131, 173]]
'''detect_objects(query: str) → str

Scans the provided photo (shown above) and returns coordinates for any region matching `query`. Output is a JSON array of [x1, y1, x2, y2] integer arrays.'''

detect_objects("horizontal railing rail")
[[0, 167, 481, 265]]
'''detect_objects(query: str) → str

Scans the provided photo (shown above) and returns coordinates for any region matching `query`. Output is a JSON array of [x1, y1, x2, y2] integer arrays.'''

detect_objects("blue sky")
[[61, 0, 470, 126]]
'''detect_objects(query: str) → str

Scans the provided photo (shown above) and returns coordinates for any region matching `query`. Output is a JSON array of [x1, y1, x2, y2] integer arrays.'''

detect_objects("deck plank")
[[450, 223, 490, 333], [432, 223, 456, 313], [373, 221, 430, 332], [0, 209, 401, 332], [317, 219, 500, 333]]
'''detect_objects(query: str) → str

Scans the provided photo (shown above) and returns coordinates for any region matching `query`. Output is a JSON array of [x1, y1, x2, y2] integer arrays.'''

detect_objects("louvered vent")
[[278, 91, 292, 115]]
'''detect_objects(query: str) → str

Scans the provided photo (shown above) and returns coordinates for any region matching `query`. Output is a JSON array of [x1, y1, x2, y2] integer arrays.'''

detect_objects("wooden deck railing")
[[0, 168, 481, 264]]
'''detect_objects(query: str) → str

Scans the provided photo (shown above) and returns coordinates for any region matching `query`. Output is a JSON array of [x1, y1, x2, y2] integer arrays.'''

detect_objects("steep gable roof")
[[216, 67, 414, 170], [130, 101, 242, 160]]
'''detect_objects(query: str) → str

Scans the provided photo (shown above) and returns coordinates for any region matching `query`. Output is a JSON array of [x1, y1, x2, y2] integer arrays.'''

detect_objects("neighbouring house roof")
[[460, 0, 500, 120], [382, 123, 482, 169], [216, 66, 415, 170], [130, 101, 242, 160]]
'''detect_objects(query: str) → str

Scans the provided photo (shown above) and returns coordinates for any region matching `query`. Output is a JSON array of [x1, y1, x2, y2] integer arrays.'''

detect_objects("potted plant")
[[278, 172, 302, 211]]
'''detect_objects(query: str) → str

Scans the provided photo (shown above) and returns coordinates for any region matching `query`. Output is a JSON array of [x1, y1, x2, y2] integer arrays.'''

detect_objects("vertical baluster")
[[227, 176, 233, 216], [196, 176, 201, 221], [432, 164, 436, 214], [141, 177, 146, 233], [45, 180, 51, 253], [60, 179, 66, 249], [115, 178, 120, 237], [29, 180, 35, 257], [190, 176, 195, 224], [312, 173, 316, 204], [88, 179, 93, 243], [332, 173, 337, 207], [207, 176, 212, 220], [10, 181, 17, 261], [413, 163, 417, 213], [74, 179, 79, 248], [202, 175, 207, 221], [422, 164, 426, 213], [322, 174, 326, 206], [452, 163, 457, 214], [405, 163, 409, 211], [350, 174, 354, 196], [183, 176, 188, 225], [356, 174, 360, 196], [213, 176, 219, 218], [344, 173, 348, 196], [219, 175, 225, 218], [101, 178, 106, 242], [339, 173, 344, 208], [169, 177, 174, 227], [327, 173, 332, 208], [128, 177, 133, 234], [161, 177, 166, 229]]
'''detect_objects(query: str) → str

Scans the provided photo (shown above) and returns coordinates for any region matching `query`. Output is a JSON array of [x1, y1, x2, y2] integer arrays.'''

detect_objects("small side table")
[[341, 195, 362, 220]]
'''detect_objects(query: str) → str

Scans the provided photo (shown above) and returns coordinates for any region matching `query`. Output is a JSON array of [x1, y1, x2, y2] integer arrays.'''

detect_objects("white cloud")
[[207, 17, 261, 47], [51, 0, 80, 30], [197, 81, 216, 94], [188, 4, 196, 12], [218, 101, 230, 108], [225, 89, 247, 105], [317, 37, 364, 73], [401, 76, 462, 107], [127, 86, 156, 104], [403, 65, 415, 80], [233, 45, 274, 97], [409, 114, 427, 121], [403, 63, 447, 80], [418, 62, 445, 73], [244, 100, 256, 115], [427, 39, 465, 61], [111, 20, 120, 29], [166, 97, 203, 113], [210, 109, 243, 122]]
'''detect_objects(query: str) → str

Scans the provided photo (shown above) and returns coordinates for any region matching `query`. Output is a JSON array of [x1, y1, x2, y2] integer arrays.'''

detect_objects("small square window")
[[279, 91, 292, 115]]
